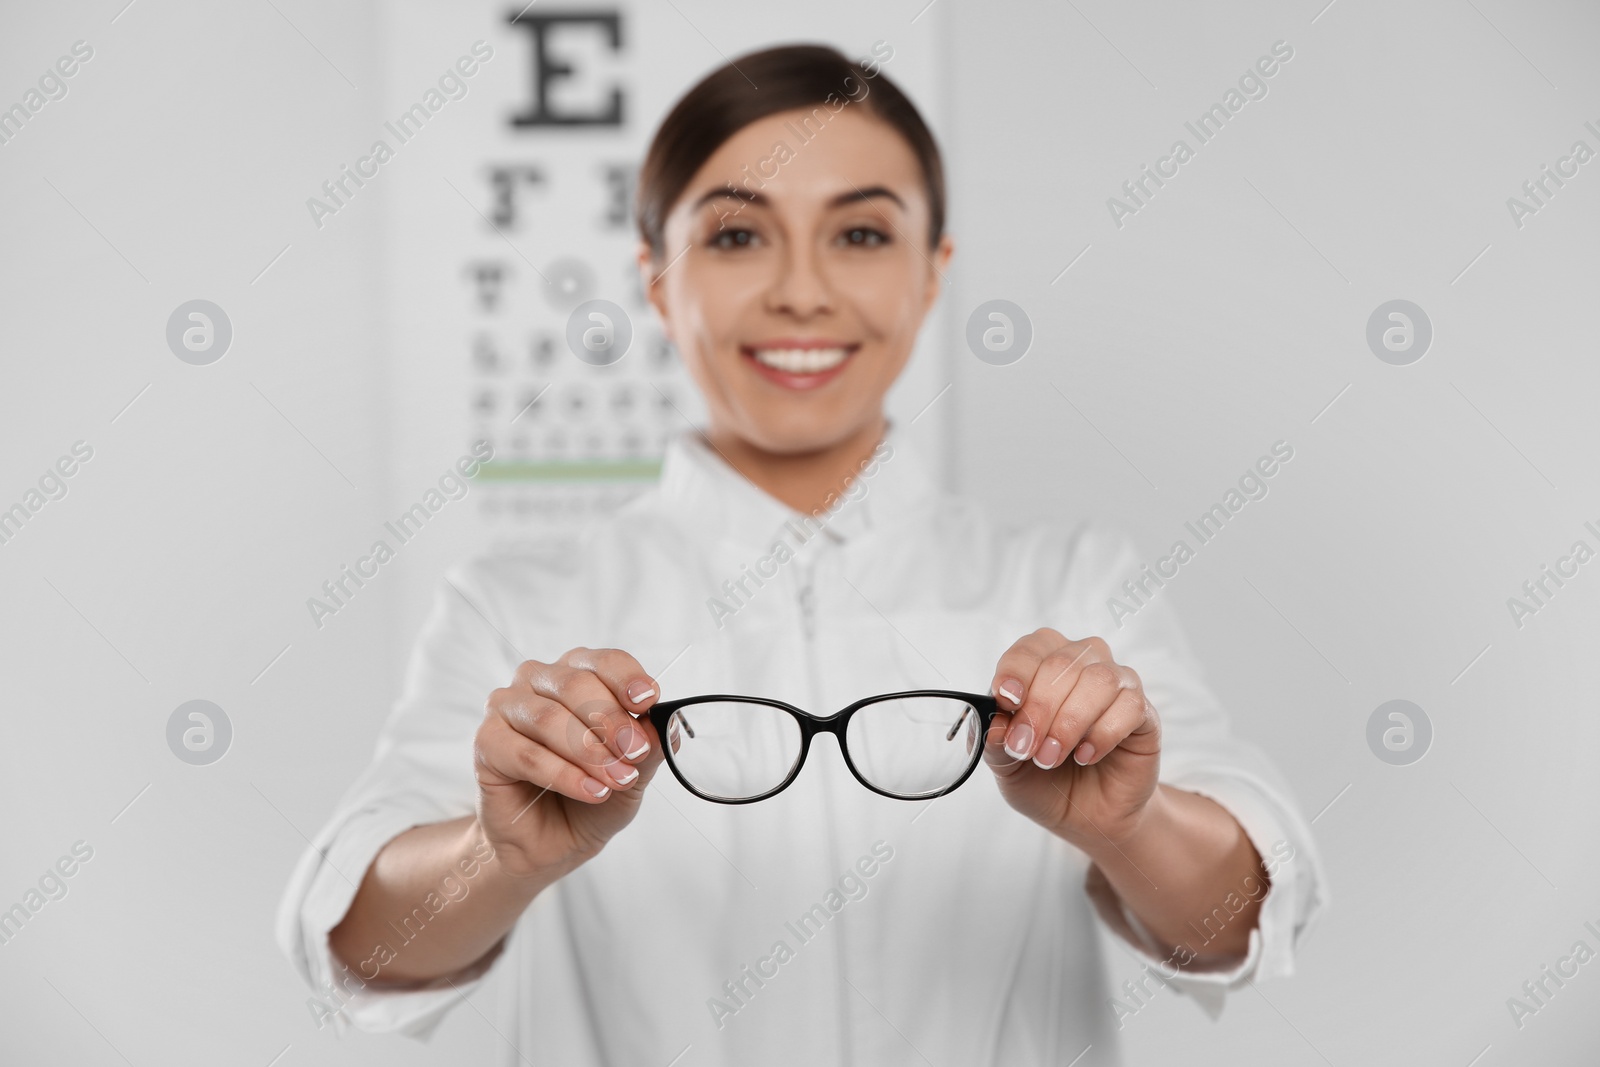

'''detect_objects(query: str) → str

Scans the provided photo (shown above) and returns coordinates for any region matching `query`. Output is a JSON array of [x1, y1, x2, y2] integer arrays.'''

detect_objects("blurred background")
[[2, 0, 1598, 1063]]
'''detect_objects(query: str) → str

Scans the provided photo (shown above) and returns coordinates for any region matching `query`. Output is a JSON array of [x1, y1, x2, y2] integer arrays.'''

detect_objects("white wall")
[[1, 0, 1596, 1064], [0, 1, 416, 1063]]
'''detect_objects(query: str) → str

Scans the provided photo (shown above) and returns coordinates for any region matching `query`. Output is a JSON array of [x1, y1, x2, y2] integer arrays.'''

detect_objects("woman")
[[278, 44, 1325, 1066]]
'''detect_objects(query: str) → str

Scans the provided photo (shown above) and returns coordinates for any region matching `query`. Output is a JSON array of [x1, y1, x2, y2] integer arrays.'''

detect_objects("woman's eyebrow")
[[828, 185, 906, 211], [691, 188, 768, 212]]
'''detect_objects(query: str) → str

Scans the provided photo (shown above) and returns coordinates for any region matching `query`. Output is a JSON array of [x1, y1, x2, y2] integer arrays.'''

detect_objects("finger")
[[989, 628, 1066, 709], [526, 661, 651, 765], [556, 648, 660, 759], [1071, 686, 1153, 766], [476, 717, 617, 804], [1034, 661, 1136, 769], [1003, 637, 1113, 762], [557, 646, 660, 710], [490, 684, 643, 790], [980, 709, 1029, 779]]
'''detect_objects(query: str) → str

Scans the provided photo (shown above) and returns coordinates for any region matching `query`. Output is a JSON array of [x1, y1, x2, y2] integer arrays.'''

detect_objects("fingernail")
[[618, 724, 649, 760], [606, 759, 638, 786], [628, 681, 657, 705], [581, 777, 611, 798], [1073, 741, 1095, 765], [1004, 722, 1034, 759], [997, 680, 1024, 707], [1033, 737, 1063, 770]]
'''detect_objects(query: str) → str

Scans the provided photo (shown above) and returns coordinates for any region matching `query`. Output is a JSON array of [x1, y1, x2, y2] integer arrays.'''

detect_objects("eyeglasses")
[[646, 690, 1000, 804]]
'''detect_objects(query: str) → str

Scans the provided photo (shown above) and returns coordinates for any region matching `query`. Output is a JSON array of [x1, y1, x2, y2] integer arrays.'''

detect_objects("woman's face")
[[641, 106, 954, 456]]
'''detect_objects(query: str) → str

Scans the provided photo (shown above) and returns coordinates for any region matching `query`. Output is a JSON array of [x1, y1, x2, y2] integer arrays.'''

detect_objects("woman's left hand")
[[984, 628, 1162, 848]]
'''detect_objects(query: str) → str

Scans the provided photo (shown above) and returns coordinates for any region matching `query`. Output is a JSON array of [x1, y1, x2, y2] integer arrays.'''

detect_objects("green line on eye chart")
[[474, 459, 664, 482]]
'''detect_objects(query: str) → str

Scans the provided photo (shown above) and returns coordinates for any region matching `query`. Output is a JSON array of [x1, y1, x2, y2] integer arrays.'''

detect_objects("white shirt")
[[276, 428, 1328, 1066]]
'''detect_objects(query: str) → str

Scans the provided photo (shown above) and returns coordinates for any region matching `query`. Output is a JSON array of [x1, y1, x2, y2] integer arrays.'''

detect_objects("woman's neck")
[[702, 417, 888, 517]]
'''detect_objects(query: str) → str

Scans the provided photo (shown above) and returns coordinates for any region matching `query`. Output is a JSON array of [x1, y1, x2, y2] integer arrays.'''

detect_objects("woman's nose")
[[765, 242, 834, 318]]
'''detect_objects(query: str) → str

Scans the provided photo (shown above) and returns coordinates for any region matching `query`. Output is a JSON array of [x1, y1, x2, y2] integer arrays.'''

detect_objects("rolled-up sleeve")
[[273, 561, 525, 1038], [1061, 524, 1330, 1018]]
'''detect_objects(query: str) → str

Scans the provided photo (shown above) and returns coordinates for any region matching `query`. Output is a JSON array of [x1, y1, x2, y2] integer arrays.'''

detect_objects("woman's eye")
[[709, 228, 759, 250], [838, 226, 890, 247]]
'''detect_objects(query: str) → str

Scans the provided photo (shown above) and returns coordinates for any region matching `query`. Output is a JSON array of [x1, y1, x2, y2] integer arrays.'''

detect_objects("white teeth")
[[750, 347, 850, 374]]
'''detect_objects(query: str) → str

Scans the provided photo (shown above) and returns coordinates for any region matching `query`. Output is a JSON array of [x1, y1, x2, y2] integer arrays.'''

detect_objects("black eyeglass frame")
[[646, 689, 1001, 804]]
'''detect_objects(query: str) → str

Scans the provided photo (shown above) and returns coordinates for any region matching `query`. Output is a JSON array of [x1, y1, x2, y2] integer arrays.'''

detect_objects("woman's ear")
[[921, 233, 955, 316], [635, 240, 674, 343]]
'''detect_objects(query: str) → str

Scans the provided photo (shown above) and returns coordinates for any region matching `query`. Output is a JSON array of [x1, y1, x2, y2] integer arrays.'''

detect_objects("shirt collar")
[[654, 425, 938, 553]]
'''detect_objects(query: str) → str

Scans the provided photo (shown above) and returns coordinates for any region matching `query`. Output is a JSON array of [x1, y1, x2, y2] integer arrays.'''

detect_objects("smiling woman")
[[633, 43, 950, 493], [280, 40, 1326, 1067]]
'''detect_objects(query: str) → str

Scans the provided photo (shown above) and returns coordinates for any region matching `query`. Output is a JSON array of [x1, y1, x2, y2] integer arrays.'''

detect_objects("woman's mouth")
[[741, 341, 860, 390]]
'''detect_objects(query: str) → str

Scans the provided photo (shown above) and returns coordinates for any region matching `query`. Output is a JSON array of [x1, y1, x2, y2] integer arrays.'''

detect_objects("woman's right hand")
[[473, 647, 665, 879]]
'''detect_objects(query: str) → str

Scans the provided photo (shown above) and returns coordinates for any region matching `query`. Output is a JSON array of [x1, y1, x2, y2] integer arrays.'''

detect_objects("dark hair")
[[635, 43, 946, 257]]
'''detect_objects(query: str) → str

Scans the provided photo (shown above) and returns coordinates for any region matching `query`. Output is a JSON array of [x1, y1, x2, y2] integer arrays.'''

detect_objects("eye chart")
[[377, 1, 948, 629]]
